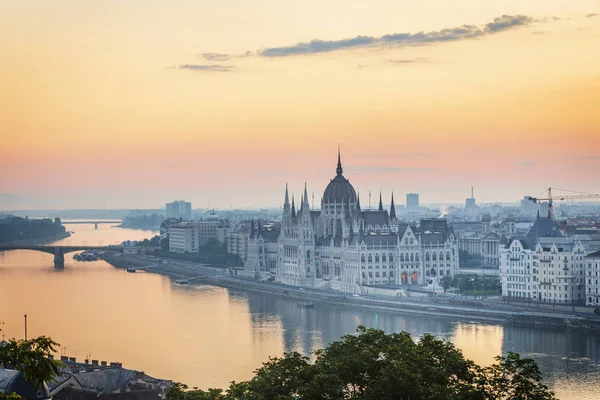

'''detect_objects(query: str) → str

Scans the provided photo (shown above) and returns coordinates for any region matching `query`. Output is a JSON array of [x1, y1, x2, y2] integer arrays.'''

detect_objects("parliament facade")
[[242, 151, 459, 293]]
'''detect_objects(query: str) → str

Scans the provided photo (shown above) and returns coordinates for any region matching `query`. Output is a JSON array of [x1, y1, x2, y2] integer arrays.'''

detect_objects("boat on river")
[[298, 302, 314, 308]]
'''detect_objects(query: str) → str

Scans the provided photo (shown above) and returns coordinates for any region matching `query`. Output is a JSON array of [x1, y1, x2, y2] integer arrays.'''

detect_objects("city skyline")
[[1, 1, 599, 209]]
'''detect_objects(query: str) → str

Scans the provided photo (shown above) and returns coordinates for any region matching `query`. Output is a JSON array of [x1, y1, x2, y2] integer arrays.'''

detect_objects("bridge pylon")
[[54, 247, 65, 269]]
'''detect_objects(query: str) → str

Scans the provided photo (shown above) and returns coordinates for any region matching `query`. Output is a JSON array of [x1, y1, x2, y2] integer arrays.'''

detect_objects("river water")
[[1, 223, 599, 399]]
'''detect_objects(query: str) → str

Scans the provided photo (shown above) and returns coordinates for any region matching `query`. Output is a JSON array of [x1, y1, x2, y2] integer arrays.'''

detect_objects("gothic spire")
[[356, 192, 361, 212], [336, 145, 343, 176], [284, 183, 290, 208], [303, 182, 309, 210], [250, 218, 255, 238], [390, 192, 396, 220], [378, 192, 383, 211], [291, 195, 296, 218]]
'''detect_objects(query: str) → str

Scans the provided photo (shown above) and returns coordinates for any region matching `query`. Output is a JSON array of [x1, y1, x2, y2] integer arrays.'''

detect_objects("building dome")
[[322, 150, 357, 204]]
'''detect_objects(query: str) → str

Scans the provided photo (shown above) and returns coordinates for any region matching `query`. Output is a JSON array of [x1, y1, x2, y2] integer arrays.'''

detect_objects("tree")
[[167, 327, 555, 400], [440, 275, 453, 293], [0, 336, 62, 390]]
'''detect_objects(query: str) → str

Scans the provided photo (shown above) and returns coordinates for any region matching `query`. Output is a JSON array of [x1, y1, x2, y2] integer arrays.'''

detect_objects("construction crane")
[[527, 187, 600, 220]]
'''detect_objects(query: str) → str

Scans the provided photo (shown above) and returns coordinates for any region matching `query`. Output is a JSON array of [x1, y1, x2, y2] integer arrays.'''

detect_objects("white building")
[[196, 220, 232, 246], [457, 213, 504, 268], [228, 231, 250, 261], [406, 193, 419, 211], [166, 200, 192, 221], [168, 223, 199, 253], [501, 237, 534, 300], [242, 151, 459, 293], [501, 216, 600, 304], [586, 250, 600, 306]]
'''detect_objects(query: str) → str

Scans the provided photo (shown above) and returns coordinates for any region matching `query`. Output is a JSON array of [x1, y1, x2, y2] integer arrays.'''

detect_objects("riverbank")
[[102, 253, 600, 331]]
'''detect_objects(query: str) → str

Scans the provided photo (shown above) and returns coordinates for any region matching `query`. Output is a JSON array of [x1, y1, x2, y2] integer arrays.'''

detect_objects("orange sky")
[[1, 1, 599, 209]]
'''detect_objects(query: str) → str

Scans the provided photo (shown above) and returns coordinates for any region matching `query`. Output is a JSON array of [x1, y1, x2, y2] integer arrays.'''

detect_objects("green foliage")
[[167, 327, 555, 400], [452, 274, 501, 295], [0, 336, 62, 389], [0, 216, 66, 243], [151, 241, 243, 267], [122, 213, 165, 229], [440, 275, 453, 293], [0, 394, 25, 400], [594, 307, 600, 315], [138, 235, 161, 247]]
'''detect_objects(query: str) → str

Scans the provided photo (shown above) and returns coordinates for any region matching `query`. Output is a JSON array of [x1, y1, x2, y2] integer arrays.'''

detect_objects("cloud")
[[586, 13, 598, 18], [520, 161, 536, 166], [577, 156, 600, 160], [532, 31, 546, 35], [345, 165, 439, 174], [387, 57, 429, 65], [199, 52, 231, 62], [178, 64, 233, 72], [257, 15, 536, 57]]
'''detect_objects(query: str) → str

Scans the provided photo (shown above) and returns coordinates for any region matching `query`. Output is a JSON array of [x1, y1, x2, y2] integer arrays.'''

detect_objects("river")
[[0, 223, 599, 399]]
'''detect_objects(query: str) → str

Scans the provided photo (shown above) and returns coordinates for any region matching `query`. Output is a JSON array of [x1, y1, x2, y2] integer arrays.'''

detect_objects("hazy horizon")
[[2, 1, 599, 210]]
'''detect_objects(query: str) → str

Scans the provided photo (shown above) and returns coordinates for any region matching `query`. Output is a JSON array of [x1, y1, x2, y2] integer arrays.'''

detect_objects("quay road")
[[103, 253, 600, 329]]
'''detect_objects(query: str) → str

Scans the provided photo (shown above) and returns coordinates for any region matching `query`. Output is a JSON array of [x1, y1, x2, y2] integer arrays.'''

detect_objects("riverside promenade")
[[103, 252, 600, 331]]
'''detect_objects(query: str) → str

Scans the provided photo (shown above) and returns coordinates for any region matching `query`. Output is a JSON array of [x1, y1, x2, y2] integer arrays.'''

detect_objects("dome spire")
[[336, 144, 343, 176], [284, 182, 290, 208]]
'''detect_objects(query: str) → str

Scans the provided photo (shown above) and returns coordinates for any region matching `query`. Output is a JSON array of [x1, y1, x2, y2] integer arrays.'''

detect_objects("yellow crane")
[[528, 187, 600, 220]]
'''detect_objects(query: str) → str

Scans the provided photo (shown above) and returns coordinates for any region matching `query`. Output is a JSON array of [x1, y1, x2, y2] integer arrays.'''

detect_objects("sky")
[[1, 1, 599, 210]]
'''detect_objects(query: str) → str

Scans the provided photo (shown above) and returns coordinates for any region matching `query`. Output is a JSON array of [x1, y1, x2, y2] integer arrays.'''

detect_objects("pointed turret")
[[390, 192, 396, 220], [356, 193, 361, 212], [378, 192, 383, 211], [336, 145, 343, 176], [284, 183, 290, 210], [250, 218, 255, 238], [302, 182, 309, 211], [291, 195, 296, 219], [257, 219, 263, 237]]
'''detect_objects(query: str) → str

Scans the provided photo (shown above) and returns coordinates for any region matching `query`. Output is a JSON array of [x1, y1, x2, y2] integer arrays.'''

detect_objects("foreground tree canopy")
[[0, 336, 62, 390], [167, 327, 555, 400]]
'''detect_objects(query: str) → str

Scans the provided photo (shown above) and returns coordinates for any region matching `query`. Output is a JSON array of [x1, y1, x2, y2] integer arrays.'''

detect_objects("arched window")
[[433, 253, 437, 261], [389, 254, 394, 262], [361, 255, 365, 262], [368, 255, 372, 262], [375, 254, 379, 262], [401, 254, 405, 262], [382, 254, 387, 262], [416, 254, 419, 262], [446, 253, 450, 260], [410, 253, 414, 262], [307, 250, 311, 259], [426, 253, 430, 261]]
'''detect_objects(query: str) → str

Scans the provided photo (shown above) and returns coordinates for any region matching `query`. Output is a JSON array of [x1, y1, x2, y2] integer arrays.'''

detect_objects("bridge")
[[0, 245, 123, 268], [61, 220, 122, 229]]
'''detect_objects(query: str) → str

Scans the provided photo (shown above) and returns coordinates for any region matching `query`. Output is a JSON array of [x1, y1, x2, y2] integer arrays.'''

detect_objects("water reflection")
[[0, 223, 599, 399]]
